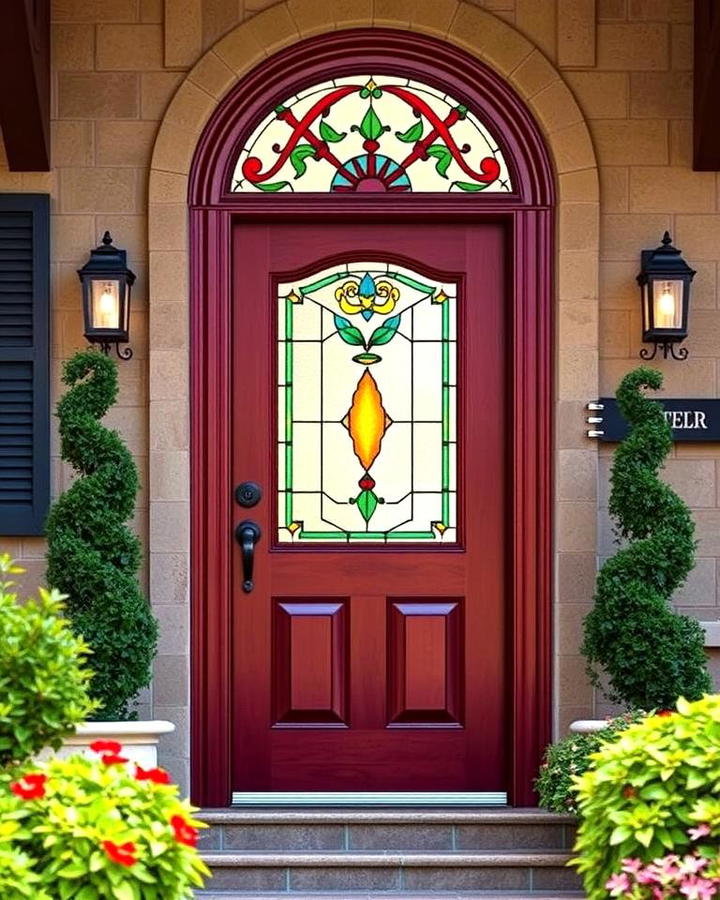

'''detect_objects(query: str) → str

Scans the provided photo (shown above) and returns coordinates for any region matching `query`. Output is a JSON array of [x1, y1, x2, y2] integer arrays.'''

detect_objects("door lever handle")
[[235, 520, 262, 593]]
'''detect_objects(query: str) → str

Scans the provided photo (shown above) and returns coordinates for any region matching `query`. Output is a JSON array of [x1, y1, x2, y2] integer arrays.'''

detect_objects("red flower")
[[657, 709, 674, 717], [10, 773, 47, 800], [100, 753, 129, 766], [623, 785, 637, 798], [90, 740, 123, 754], [170, 815, 199, 848], [102, 840, 137, 867], [135, 765, 171, 785]]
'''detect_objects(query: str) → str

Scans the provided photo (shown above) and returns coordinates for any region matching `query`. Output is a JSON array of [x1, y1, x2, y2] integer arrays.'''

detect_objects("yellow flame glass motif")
[[342, 370, 392, 471]]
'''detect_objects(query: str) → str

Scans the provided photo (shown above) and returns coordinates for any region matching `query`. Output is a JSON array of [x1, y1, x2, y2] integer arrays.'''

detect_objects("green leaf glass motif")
[[290, 144, 317, 179], [454, 180, 492, 192], [367, 314, 401, 348], [358, 107, 385, 141], [426, 145, 453, 178], [319, 120, 346, 143], [396, 121, 424, 143], [255, 181, 290, 192], [355, 489, 378, 522], [334, 314, 365, 346]]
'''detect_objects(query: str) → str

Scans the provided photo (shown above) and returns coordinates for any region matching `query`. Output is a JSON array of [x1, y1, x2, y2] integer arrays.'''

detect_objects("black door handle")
[[235, 520, 261, 593]]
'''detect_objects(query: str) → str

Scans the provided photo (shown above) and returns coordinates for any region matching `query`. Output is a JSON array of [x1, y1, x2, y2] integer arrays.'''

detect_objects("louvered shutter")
[[0, 194, 49, 535]]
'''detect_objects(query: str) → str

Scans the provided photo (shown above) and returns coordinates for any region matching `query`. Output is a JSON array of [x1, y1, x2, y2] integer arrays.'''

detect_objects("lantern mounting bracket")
[[639, 341, 689, 362], [95, 340, 134, 361]]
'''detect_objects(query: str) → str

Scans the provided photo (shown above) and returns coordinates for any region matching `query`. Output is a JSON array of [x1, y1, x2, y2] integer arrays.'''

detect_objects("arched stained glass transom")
[[231, 75, 513, 193]]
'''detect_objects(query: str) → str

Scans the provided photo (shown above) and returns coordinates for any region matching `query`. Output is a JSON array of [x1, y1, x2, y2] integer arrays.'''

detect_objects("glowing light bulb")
[[656, 282, 676, 328], [97, 283, 117, 329]]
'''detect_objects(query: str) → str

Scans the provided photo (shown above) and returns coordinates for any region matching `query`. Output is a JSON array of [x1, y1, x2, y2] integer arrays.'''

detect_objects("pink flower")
[[606, 872, 631, 895], [689, 824, 712, 841], [622, 858, 645, 875], [680, 876, 718, 900], [680, 855, 709, 876]]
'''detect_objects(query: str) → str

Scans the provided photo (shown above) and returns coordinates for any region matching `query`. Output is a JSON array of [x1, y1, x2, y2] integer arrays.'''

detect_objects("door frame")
[[188, 29, 554, 808]]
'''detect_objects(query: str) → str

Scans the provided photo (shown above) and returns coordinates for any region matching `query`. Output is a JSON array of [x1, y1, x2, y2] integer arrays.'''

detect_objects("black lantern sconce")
[[77, 231, 135, 360], [637, 231, 695, 361]]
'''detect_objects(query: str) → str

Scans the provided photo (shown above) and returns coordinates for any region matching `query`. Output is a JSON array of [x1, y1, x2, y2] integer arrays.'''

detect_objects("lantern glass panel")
[[90, 279, 121, 331], [651, 278, 683, 330]]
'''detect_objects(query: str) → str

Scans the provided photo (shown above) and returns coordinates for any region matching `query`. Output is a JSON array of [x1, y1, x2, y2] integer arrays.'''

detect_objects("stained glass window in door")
[[232, 75, 512, 193], [278, 262, 457, 543]]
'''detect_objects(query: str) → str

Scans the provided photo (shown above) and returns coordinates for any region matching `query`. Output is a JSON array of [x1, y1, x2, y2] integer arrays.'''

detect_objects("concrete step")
[[197, 808, 577, 853], [197, 849, 580, 894], [197, 894, 585, 899]]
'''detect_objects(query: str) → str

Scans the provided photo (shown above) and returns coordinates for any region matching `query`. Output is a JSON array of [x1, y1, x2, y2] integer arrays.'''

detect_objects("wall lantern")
[[637, 231, 695, 361], [77, 231, 135, 360]]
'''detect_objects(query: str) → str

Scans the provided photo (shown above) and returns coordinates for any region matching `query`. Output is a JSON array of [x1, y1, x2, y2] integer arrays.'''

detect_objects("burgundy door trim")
[[189, 29, 554, 807]]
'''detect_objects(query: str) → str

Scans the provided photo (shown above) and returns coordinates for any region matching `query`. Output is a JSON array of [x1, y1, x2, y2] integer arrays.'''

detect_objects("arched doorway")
[[188, 29, 554, 807]]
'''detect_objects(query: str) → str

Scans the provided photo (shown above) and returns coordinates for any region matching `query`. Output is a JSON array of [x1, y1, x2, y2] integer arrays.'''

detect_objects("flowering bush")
[[535, 712, 645, 814], [573, 696, 720, 900], [0, 554, 96, 767], [606, 843, 720, 899], [0, 742, 209, 899]]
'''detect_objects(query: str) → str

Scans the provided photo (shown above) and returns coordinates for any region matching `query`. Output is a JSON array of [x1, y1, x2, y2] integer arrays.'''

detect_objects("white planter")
[[37, 720, 175, 768], [569, 719, 611, 734]]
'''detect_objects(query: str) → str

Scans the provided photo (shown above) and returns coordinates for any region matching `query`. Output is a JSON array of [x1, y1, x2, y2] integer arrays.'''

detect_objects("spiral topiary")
[[581, 366, 711, 710], [45, 350, 158, 721]]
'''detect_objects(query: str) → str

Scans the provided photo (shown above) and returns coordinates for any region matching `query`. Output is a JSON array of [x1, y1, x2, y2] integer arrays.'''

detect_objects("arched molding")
[[146, 0, 600, 807]]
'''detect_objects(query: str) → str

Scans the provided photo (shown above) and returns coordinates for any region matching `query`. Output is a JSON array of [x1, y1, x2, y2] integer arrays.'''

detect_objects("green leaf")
[[367, 314, 401, 348], [635, 827, 654, 847], [112, 883, 136, 900], [359, 107, 385, 141], [255, 181, 290, 192], [290, 144, 317, 179], [396, 121, 423, 143], [334, 315, 365, 347], [454, 180, 492, 192], [319, 120, 346, 143], [426, 144, 452, 178], [357, 490, 378, 522], [609, 825, 631, 845]]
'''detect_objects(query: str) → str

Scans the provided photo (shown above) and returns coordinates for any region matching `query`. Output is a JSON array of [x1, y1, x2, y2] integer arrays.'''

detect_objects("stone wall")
[[1, 0, 718, 792]]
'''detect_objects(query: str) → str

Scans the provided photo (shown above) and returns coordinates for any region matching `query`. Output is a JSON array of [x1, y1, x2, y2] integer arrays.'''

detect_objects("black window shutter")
[[0, 194, 50, 535]]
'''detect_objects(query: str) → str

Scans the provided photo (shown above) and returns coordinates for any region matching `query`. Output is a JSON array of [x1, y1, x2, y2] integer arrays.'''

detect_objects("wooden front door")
[[230, 220, 507, 797]]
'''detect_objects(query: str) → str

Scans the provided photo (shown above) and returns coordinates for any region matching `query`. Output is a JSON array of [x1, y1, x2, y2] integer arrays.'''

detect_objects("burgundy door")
[[231, 220, 506, 795]]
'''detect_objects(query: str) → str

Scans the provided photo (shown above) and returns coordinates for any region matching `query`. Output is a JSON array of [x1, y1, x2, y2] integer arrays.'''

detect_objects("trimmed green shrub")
[[581, 367, 710, 710], [0, 554, 95, 768], [573, 695, 720, 900], [0, 744, 209, 898], [46, 350, 158, 721], [535, 712, 645, 814]]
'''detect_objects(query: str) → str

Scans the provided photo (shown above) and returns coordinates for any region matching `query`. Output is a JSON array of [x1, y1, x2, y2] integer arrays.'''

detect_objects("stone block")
[[675, 215, 720, 261], [556, 653, 594, 707], [213, 24, 267, 75], [515, 0, 556, 60], [51, 214, 96, 262], [629, 0, 669, 17], [559, 203, 600, 252], [552, 121, 597, 173], [687, 310, 720, 357], [96, 24, 163, 71], [58, 73, 139, 119], [148, 203, 188, 251], [52, 0, 138, 21], [599, 308, 630, 357], [557, 501, 597, 552], [96, 121, 158, 168], [374, 0, 415, 26], [559, 300, 598, 350], [150, 551, 189, 605], [150, 348, 189, 400], [591, 119, 668, 166], [59, 168, 142, 214], [557, 399, 597, 449], [188, 51, 238, 100], [51, 121, 94, 167], [559, 250, 599, 300], [670, 120, 693, 166], [630, 72, 692, 119], [600, 166, 629, 213], [149, 251, 189, 301], [164, 80, 217, 133], [403, 866, 527, 891], [141, 72, 185, 120], [244, 3, 300, 55], [694, 510, 720, 558], [672, 23, 693, 70], [558, 551, 597, 602], [558, 601, 593, 653], [149, 400, 189, 450], [557, 0, 596, 68], [565, 71, 628, 120], [558, 168, 600, 203], [509, 50, 559, 100], [202, 0, 241, 48], [149, 173, 189, 204], [530, 79, 583, 134], [557, 448, 597, 501], [600, 357, 716, 397], [597, 0, 627, 19], [164, 0, 202, 68], [224, 824, 345, 850], [409, 0, 459, 37], [601, 213, 671, 260], [150, 501, 190, 556], [150, 450, 190, 501], [52, 24, 94, 70], [448, 4, 532, 76], [141, 0, 163, 22], [597, 23, 669, 70]]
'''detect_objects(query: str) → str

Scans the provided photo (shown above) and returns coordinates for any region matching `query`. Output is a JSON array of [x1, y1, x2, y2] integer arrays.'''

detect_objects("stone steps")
[[195, 809, 582, 896]]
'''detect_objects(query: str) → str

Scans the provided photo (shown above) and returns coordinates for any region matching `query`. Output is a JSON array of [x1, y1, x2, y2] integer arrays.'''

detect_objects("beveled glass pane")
[[652, 279, 683, 330], [277, 262, 458, 544], [232, 75, 512, 194], [90, 279, 120, 330]]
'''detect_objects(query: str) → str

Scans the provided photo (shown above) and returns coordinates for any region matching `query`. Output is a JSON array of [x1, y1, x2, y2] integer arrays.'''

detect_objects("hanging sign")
[[588, 398, 720, 442]]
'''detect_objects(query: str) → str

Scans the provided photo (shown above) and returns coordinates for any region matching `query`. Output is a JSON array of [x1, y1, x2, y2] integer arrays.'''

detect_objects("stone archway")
[[147, 0, 600, 802]]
